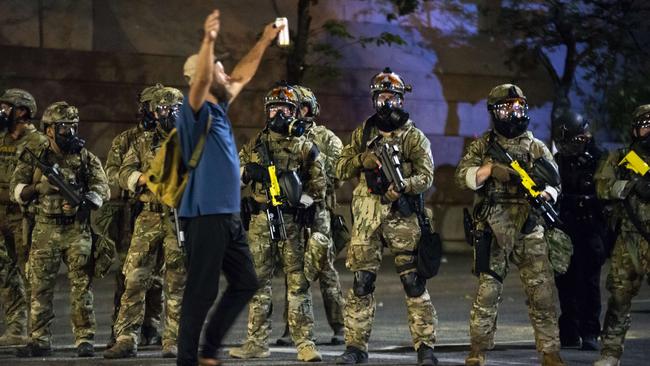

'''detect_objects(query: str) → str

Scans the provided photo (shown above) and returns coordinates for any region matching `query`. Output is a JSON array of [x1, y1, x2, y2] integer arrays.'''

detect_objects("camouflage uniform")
[[96, 123, 163, 342], [594, 113, 650, 362], [10, 132, 109, 348], [280, 121, 345, 340], [237, 129, 326, 352], [0, 126, 42, 341], [111, 127, 185, 350], [455, 130, 562, 354], [336, 119, 437, 353]]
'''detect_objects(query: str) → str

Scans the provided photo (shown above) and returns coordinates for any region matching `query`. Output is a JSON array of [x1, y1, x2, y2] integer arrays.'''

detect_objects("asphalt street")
[[1, 254, 649, 365]]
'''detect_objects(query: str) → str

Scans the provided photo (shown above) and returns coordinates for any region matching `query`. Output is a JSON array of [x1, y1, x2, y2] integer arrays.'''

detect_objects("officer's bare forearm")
[[476, 163, 492, 186]]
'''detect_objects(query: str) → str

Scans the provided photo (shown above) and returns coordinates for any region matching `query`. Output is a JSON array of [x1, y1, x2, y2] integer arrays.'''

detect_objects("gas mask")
[[156, 103, 181, 132], [373, 94, 409, 132], [53, 122, 85, 154], [489, 99, 530, 138], [557, 134, 591, 156], [140, 102, 157, 130], [266, 106, 305, 137]]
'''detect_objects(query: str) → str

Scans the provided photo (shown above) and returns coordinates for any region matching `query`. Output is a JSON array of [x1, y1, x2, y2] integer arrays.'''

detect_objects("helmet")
[[553, 110, 589, 142], [0, 88, 37, 118], [553, 110, 591, 155], [369, 67, 412, 97], [42, 101, 79, 124], [42, 101, 85, 154], [264, 83, 300, 111], [150, 87, 183, 111], [139, 83, 165, 106], [487, 83, 526, 107], [487, 84, 530, 139], [151, 87, 184, 132], [138, 83, 165, 130], [294, 85, 320, 118]]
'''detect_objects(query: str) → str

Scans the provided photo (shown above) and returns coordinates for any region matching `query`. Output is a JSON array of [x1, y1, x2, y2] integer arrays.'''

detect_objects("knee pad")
[[400, 272, 426, 298], [353, 270, 376, 296]]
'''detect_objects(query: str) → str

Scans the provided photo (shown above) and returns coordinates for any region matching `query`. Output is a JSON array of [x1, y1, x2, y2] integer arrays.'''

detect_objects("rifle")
[[485, 139, 562, 227], [255, 137, 287, 242], [24, 147, 83, 207], [366, 135, 407, 193], [172, 208, 185, 250]]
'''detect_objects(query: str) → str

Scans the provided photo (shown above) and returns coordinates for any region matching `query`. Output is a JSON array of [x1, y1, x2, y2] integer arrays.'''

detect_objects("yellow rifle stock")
[[618, 150, 650, 176], [509, 160, 542, 198], [267, 165, 283, 207]]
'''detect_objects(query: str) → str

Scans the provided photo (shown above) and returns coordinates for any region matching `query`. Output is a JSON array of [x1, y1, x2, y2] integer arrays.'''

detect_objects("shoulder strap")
[[187, 114, 212, 169], [361, 117, 375, 151]]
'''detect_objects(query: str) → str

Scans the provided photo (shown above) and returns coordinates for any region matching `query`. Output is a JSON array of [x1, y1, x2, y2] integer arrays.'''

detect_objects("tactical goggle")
[[52, 122, 79, 135], [267, 104, 295, 116], [371, 74, 407, 92], [634, 113, 650, 129], [155, 103, 181, 117], [267, 87, 296, 101], [489, 98, 528, 120]]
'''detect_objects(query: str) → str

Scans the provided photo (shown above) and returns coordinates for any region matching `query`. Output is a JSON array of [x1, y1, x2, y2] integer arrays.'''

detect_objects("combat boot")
[[581, 335, 599, 351], [15, 341, 52, 357], [465, 347, 486, 366], [297, 342, 322, 362], [417, 344, 438, 366], [0, 332, 28, 346], [331, 326, 345, 345], [140, 324, 162, 346], [103, 338, 136, 359], [162, 344, 177, 358], [335, 346, 368, 364], [593, 355, 620, 366], [541, 351, 566, 366], [77, 342, 94, 357], [228, 341, 270, 359]]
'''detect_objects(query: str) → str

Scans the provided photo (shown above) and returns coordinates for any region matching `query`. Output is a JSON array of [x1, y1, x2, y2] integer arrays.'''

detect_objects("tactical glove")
[[633, 179, 650, 200], [360, 151, 379, 169], [490, 163, 516, 183]]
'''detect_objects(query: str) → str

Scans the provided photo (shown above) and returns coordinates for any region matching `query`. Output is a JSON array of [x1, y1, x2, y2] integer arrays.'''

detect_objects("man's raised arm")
[[226, 22, 282, 103], [188, 10, 220, 112]]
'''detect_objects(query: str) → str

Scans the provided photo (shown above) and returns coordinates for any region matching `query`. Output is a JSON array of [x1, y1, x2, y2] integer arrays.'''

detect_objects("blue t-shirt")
[[176, 97, 240, 217]]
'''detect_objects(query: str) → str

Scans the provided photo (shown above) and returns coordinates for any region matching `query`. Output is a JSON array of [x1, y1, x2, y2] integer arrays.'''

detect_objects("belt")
[[36, 214, 76, 225], [141, 202, 166, 213]]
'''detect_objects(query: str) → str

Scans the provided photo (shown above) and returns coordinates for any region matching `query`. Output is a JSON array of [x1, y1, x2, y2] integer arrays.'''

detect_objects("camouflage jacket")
[[118, 129, 167, 203], [595, 147, 650, 232], [105, 124, 144, 198], [10, 141, 109, 216], [336, 119, 434, 235], [455, 130, 560, 218], [304, 122, 343, 209], [1, 125, 47, 205], [239, 130, 327, 205]]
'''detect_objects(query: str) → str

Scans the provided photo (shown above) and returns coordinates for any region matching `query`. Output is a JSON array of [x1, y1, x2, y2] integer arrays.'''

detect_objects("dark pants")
[[556, 224, 607, 341], [176, 214, 258, 366]]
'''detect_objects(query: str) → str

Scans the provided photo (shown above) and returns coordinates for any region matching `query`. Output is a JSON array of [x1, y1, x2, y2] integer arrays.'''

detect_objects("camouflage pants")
[[29, 218, 95, 347], [0, 210, 27, 336], [92, 201, 163, 333], [245, 212, 315, 349], [344, 210, 437, 352], [282, 207, 345, 333], [600, 230, 650, 358], [471, 204, 560, 353], [114, 210, 185, 347]]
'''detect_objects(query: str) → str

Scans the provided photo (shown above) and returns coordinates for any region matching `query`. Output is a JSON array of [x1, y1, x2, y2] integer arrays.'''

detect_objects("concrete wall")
[[0, 0, 557, 252]]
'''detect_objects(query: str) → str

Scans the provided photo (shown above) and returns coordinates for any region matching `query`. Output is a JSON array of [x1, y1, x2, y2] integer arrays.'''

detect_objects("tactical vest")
[[34, 147, 90, 216], [482, 132, 537, 202]]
